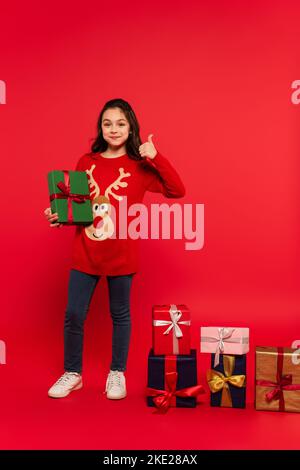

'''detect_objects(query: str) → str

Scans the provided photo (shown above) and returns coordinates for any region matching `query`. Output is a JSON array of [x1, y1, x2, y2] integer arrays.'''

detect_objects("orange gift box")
[[255, 346, 300, 413]]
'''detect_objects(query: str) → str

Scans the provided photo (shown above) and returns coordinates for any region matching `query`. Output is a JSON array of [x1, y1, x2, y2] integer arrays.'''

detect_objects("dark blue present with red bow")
[[146, 349, 205, 413]]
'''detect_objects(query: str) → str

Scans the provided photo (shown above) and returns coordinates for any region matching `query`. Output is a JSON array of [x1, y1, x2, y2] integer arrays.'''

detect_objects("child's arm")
[[142, 152, 186, 198]]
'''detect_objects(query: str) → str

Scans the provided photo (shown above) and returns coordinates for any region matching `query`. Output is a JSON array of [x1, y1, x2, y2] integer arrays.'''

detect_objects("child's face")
[[101, 107, 130, 149]]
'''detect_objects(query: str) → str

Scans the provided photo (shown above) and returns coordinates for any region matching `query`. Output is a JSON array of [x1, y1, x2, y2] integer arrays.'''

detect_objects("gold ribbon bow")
[[206, 355, 246, 407]]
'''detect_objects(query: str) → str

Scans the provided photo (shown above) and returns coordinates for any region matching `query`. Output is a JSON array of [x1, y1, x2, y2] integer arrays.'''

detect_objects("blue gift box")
[[208, 353, 247, 408], [147, 349, 198, 408]]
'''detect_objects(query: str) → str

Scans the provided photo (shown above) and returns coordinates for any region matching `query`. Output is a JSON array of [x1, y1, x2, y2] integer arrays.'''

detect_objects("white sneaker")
[[48, 372, 82, 398], [105, 370, 127, 400]]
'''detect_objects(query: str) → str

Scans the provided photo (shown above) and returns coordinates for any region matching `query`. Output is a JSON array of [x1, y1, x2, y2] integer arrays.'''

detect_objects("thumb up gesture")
[[139, 134, 157, 160]]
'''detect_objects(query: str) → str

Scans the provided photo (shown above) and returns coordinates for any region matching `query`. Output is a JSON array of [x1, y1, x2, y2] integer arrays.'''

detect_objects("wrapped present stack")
[[200, 326, 249, 408], [255, 346, 300, 413], [147, 304, 205, 413], [48, 170, 93, 225]]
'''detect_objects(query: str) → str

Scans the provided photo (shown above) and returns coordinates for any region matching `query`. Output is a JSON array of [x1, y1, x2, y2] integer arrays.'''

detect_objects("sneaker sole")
[[48, 381, 83, 398], [106, 391, 127, 400]]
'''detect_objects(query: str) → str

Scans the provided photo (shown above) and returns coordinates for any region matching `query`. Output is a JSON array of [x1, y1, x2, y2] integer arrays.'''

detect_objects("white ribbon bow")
[[153, 304, 191, 354], [202, 327, 242, 367]]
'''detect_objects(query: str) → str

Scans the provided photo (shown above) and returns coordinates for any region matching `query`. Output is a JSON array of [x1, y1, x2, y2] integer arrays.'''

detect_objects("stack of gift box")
[[200, 326, 249, 408], [46, 171, 300, 414], [147, 313, 300, 413], [146, 304, 205, 413]]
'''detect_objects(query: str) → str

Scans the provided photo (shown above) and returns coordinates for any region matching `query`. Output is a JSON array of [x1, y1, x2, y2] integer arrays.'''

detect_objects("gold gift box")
[[255, 346, 300, 413]]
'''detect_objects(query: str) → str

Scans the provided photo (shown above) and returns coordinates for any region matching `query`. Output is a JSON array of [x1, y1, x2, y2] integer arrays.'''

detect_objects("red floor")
[[0, 356, 299, 450]]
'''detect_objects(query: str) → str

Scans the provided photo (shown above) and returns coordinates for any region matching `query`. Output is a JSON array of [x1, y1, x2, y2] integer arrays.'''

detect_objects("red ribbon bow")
[[56, 181, 86, 204], [147, 371, 205, 414], [256, 347, 300, 411]]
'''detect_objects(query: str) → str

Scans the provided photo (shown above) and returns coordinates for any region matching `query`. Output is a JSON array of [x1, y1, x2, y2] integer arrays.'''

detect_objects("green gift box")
[[47, 170, 93, 225]]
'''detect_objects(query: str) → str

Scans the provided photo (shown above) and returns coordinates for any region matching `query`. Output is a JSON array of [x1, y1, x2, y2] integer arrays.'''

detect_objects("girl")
[[44, 98, 185, 400]]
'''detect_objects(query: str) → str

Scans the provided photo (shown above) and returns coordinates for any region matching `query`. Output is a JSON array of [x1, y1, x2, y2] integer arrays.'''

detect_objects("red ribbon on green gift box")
[[256, 347, 300, 411], [50, 170, 90, 223]]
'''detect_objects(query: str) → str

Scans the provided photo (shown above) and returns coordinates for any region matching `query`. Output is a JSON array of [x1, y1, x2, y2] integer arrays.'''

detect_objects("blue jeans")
[[64, 269, 134, 374]]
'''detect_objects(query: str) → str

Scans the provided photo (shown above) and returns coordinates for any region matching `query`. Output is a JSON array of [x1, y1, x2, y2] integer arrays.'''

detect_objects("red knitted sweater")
[[70, 151, 185, 275]]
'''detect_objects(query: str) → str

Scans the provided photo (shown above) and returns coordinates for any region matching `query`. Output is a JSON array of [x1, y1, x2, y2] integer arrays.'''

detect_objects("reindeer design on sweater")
[[84, 164, 131, 241]]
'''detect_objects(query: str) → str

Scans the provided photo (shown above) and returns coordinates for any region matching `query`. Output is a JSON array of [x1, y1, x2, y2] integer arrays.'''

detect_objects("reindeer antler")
[[86, 164, 100, 199], [105, 168, 131, 201]]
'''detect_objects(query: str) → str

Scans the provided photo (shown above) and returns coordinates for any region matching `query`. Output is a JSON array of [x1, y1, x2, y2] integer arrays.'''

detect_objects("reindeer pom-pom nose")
[[93, 216, 102, 228]]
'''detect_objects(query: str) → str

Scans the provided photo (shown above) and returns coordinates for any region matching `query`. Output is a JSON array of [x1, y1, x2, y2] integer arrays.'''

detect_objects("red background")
[[0, 0, 299, 450]]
